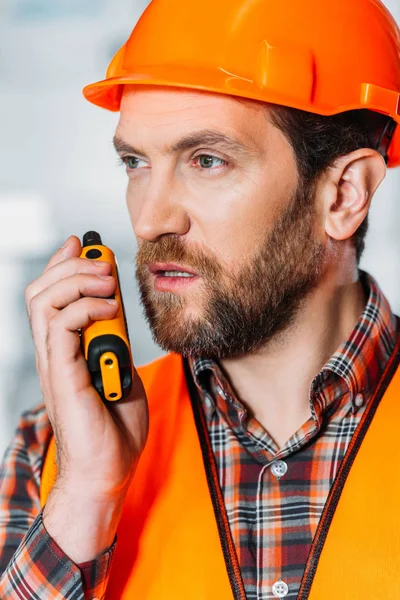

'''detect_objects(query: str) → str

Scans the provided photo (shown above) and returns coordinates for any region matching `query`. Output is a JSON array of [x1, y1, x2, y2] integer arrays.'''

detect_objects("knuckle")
[[24, 282, 35, 305], [29, 292, 44, 315]]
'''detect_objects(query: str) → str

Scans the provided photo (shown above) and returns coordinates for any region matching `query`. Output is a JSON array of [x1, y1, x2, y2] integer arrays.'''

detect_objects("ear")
[[323, 149, 386, 242]]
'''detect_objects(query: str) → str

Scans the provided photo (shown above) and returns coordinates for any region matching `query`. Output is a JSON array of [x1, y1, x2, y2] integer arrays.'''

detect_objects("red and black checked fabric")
[[189, 271, 398, 599], [0, 405, 115, 599], [0, 271, 397, 599]]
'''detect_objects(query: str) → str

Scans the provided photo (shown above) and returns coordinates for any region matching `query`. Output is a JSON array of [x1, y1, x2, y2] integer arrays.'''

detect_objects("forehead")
[[117, 85, 271, 147]]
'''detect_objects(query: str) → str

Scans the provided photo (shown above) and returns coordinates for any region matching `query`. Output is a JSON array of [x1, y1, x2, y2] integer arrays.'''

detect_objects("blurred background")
[[0, 0, 399, 458]]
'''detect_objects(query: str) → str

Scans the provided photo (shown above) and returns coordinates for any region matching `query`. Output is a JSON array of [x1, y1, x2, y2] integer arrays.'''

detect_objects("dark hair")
[[269, 106, 395, 263]]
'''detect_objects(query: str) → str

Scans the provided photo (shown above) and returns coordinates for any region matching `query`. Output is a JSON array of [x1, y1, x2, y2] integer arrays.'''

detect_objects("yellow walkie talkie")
[[80, 231, 133, 402]]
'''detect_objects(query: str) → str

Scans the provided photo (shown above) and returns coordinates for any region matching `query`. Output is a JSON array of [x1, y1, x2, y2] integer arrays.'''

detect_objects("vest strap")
[[183, 358, 247, 600], [299, 330, 400, 599]]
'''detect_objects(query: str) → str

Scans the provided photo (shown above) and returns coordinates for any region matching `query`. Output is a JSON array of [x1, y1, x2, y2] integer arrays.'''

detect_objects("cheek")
[[203, 210, 266, 269], [189, 173, 286, 271]]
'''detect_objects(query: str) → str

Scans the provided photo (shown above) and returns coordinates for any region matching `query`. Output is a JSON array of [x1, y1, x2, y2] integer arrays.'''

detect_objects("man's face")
[[115, 86, 325, 358]]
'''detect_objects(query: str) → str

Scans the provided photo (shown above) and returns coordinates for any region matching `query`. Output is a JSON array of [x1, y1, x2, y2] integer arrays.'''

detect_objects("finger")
[[46, 297, 119, 416], [44, 236, 82, 272], [48, 296, 119, 362], [30, 273, 117, 373], [26, 258, 112, 323]]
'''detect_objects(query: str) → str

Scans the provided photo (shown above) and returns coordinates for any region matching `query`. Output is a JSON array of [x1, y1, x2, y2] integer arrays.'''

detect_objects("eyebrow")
[[113, 130, 253, 158]]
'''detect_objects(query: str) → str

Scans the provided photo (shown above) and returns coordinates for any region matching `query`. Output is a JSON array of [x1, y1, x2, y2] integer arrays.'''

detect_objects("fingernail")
[[97, 275, 113, 280], [106, 299, 118, 305], [61, 237, 71, 249]]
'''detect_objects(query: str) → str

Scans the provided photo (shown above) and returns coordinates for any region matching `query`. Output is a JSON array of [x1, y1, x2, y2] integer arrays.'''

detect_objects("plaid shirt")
[[189, 271, 398, 599], [0, 403, 115, 600], [0, 271, 397, 599]]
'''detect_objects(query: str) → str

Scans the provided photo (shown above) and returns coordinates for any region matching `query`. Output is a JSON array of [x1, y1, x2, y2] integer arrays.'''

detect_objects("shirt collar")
[[313, 270, 398, 408]]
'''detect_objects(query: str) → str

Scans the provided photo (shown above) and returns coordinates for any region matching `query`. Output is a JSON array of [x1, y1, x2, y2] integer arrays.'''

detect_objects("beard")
[[135, 182, 325, 359]]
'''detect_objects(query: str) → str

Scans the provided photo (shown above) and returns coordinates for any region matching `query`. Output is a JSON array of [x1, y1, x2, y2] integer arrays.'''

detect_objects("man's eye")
[[196, 155, 226, 169], [123, 156, 147, 169]]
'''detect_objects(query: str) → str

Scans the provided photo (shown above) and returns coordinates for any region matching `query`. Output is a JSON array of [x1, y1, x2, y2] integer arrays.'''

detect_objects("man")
[[1, 0, 399, 598]]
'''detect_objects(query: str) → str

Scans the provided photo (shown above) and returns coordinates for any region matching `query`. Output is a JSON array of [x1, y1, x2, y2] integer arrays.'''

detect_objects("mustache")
[[136, 236, 221, 278]]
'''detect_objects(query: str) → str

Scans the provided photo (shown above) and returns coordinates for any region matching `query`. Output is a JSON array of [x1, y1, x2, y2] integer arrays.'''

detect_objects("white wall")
[[0, 0, 399, 457]]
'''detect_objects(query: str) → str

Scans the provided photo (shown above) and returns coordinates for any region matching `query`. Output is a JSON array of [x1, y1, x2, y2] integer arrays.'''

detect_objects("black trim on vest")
[[183, 358, 247, 600], [298, 327, 400, 599]]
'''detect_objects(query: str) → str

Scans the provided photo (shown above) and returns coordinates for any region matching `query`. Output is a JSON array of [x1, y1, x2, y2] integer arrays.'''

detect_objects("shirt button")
[[272, 579, 289, 598], [270, 460, 288, 479], [355, 393, 364, 408]]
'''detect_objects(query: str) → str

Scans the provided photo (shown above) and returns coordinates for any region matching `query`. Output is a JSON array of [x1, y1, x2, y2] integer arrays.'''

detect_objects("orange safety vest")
[[41, 338, 400, 599]]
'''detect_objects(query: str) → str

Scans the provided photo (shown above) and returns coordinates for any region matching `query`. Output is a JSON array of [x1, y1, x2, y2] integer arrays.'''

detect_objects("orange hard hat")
[[83, 0, 400, 167]]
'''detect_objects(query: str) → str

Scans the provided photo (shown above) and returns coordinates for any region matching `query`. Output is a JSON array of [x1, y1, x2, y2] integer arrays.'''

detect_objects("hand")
[[25, 235, 149, 560]]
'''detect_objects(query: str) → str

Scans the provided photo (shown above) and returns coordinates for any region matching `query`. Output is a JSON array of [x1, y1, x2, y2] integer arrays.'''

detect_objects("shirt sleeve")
[[0, 405, 116, 600]]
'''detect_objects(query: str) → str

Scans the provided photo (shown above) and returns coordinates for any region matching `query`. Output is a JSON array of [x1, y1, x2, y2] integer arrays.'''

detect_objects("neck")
[[219, 264, 367, 450]]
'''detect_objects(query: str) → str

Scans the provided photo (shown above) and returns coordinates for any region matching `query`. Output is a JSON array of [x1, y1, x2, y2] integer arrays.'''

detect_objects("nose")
[[131, 168, 190, 242]]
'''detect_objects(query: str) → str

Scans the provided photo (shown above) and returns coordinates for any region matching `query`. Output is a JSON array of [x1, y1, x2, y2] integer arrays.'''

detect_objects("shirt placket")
[[256, 460, 294, 600]]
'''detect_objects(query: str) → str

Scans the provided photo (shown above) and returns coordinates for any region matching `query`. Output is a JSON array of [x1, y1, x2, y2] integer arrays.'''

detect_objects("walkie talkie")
[[80, 231, 133, 402]]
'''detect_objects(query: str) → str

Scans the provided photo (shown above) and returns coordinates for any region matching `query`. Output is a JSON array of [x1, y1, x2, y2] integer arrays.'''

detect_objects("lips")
[[148, 263, 199, 277], [147, 262, 200, 292]]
